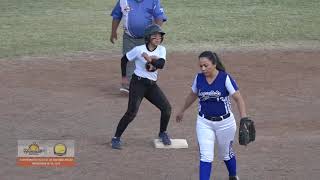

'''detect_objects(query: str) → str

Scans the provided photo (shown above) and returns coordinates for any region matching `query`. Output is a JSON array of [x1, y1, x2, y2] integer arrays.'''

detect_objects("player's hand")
[[146, 63, 156, 72], [110, 32, 118, 44], [142, 52, 152, 62], [150, 55, 159, 61], [176, 111, 184, 123]]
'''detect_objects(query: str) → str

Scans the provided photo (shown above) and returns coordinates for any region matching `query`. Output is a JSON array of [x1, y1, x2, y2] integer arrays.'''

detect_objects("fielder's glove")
[[239, 117, 256, 146], [145, 62, 157, 72]]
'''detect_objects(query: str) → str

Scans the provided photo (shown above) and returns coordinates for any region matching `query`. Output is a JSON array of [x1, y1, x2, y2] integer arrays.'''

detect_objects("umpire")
[[110, 0, 167, 93]]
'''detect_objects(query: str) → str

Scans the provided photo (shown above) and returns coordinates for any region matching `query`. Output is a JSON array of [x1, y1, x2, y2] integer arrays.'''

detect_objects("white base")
[[153, 139, 188, 149]]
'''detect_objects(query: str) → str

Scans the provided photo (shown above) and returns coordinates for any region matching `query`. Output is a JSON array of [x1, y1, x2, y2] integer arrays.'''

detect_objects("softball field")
[[0, 49, 319, 179]]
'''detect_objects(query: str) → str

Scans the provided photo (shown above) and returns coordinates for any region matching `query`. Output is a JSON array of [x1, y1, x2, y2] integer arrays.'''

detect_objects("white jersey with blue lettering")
[[191, 71, 239, 116], [126, 44, 166, 81]]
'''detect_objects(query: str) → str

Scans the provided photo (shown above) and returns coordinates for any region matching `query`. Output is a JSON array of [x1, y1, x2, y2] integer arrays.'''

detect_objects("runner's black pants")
[[114, 74, 172, 138]]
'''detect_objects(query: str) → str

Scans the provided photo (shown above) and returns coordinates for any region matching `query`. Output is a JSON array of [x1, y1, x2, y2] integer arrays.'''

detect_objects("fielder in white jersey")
[[176, 51, 248, 180]]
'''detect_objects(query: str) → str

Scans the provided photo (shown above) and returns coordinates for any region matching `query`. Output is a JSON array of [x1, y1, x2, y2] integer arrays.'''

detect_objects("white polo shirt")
[[126, 44, 166, 81]]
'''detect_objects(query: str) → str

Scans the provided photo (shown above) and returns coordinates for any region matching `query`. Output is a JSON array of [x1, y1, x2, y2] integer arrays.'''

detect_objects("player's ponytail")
[[198, 51, 226, 72], [212, 52, 225, 72]]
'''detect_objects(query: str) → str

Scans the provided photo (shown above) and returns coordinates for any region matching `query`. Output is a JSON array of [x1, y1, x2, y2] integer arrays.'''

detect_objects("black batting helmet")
[[144, 24, 165, 43]]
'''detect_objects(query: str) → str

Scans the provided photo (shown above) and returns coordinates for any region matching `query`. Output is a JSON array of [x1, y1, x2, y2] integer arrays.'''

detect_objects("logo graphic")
[[23, 142, 44, 155], [18, 140, 75, 167], [123, 6, 131, 12], [199, 90, 221, 101], [54, 143, 67, 156]]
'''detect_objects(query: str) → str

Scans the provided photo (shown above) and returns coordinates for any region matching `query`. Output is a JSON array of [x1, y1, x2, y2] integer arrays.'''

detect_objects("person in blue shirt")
[[176, 51, 249, 180], [110, 0, 167, 93]]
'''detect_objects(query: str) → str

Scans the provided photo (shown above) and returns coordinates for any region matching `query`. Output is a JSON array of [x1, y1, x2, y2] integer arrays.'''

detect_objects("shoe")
[[229, 176, 239, 180], [120, 82, 129, 93], [111, 137, 122, 149], [158, 132, 171, 145], [119, 87, 129, 93]]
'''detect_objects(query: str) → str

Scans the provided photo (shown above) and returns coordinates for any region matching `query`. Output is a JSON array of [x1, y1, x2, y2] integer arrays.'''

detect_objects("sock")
[[200, 161, 212, 180], [224, 156, 237, 176]]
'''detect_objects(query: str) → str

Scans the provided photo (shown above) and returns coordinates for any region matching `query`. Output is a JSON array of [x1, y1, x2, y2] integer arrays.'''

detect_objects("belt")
[[133, 74, 156, 85], [124, 33, 144, 40], [198, 112, 230, 121]]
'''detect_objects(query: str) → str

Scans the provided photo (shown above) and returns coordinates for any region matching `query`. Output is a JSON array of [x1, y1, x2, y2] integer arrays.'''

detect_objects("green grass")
[[163, 0, 320, 50], [0, 0, 320, 58], [0, 0, 113, 58]]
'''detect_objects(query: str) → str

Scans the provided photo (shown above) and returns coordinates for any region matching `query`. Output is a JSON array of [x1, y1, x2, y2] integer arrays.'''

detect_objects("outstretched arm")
[[232, 91, 247, 118], [176, 91, 198, 122]]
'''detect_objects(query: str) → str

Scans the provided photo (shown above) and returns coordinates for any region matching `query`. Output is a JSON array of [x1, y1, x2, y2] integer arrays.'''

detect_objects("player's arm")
[[121, 54, 129, 77], [176, 74, 198, 122], [179, 91, 198, 113], [152, 58, 165, 69], [232, 91, 247, 118], [152, 46, 166, 69], [176, 91, 198, 122], [225, 75, 248, 118], [145, 47, 166, 69], [121, 47, 139, 77]]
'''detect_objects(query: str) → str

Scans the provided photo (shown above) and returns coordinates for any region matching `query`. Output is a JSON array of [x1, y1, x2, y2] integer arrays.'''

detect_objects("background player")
[[110, 0, 167, 93], [111, 24, 172, 149], [176, 51, 249, 180]]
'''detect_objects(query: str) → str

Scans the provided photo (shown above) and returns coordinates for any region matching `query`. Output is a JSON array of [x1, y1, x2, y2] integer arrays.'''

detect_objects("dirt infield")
[[0, 49, 319, 180]]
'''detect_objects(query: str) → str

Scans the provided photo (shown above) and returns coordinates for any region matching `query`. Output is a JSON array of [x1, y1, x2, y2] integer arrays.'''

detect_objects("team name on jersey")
[[199, 90, 221, 101]]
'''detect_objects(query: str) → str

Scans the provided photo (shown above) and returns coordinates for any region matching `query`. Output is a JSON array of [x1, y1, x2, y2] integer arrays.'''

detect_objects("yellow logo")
[[23, 142, 44, 155], [54, 143, 67, 156]]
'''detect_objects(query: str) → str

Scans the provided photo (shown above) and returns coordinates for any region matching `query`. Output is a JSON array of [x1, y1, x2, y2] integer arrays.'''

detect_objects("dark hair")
[[198, 51, 226, 72]]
